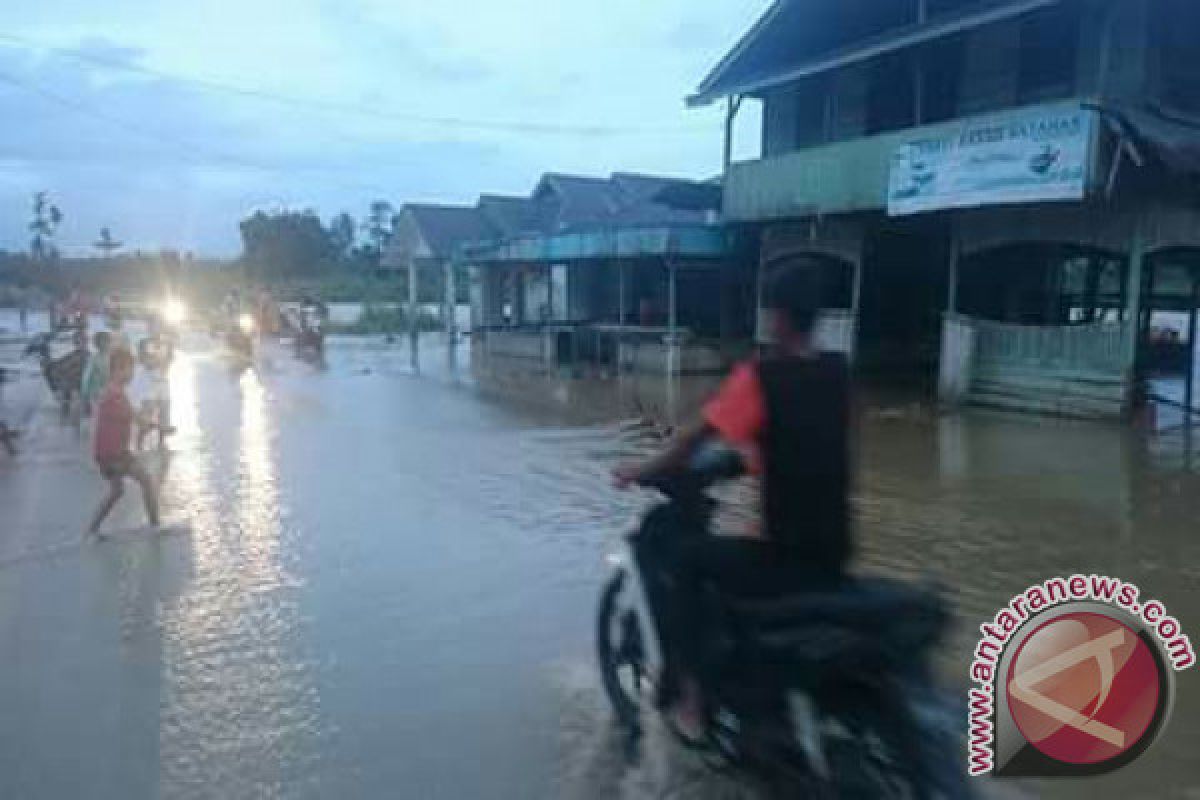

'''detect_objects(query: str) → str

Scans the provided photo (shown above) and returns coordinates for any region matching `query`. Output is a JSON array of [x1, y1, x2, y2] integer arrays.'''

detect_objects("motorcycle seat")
[[721, 577, 939, 627], [713, 577, 949, 673]]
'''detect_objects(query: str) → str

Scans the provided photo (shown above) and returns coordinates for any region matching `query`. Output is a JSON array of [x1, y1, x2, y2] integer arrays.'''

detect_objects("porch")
[[938, 204, 1200, 419], [466, 225, 748, 376]]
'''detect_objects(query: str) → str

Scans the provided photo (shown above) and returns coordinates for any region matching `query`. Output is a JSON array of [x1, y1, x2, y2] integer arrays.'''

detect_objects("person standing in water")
[[81, 331, 113, 417], [88, 348, 160, 535]]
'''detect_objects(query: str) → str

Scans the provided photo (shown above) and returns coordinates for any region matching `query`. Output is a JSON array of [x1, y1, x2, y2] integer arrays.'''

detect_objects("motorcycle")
[[225, 313, 257, 365], [596, 444, 970, 797], [293, 307, 325, 359]]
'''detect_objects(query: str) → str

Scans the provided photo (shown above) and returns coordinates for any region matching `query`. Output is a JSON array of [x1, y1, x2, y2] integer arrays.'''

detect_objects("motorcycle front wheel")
[[596, 569, 648, 731]]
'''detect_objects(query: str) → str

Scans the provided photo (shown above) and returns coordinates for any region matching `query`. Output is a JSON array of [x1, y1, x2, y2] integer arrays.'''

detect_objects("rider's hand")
[[612, 463, 642, 490]]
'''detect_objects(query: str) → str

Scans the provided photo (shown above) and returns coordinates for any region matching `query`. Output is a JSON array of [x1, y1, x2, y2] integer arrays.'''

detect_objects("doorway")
[[858, 219, 951, 385]]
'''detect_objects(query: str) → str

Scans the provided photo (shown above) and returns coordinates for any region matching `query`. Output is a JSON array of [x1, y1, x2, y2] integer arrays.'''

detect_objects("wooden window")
[[867, 53, 917, 134], [1158, 0, 1200, 116], [921, 36, 965, 123], [1017, 5, 1080, 103]]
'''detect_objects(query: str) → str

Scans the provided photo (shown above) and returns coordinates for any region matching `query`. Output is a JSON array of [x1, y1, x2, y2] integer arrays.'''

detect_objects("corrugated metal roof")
[[477, 194, 540, 238], [387, 173, 721, 265], [398, 204, 496, 260]]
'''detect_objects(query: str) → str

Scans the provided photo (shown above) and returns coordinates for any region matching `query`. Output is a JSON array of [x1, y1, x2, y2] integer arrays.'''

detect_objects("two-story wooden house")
[[694, 0, 1200, 418]]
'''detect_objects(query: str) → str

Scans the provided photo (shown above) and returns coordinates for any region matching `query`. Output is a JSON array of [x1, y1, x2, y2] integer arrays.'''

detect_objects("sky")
[[0, 0, 768, 257]]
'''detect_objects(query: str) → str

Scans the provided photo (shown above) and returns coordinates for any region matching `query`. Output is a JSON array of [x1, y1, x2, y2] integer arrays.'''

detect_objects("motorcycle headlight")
[[162, 298, 187, 325], [238, 314, 256, 334]]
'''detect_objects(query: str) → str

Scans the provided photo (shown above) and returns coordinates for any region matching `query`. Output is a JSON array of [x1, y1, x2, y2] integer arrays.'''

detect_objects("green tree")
[[363, 200, 395, 266], [239, 209, 335, 281], [328, 212, 357, 264], [29, 191, 63, 262]]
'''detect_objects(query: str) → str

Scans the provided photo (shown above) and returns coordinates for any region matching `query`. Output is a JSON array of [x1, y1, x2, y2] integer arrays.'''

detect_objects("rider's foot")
[[667, 680, 706, 745]]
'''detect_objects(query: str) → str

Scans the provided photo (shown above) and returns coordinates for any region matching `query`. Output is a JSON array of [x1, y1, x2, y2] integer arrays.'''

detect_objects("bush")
[[330, 303, 442, 335]]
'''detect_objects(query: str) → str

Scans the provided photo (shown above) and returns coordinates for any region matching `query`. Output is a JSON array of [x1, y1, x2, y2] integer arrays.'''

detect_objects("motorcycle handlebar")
[[637, 441, 745, 499]]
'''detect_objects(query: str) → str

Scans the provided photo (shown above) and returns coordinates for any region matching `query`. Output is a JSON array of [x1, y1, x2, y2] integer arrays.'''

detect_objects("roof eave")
[[689, 0, 1064, 107], [689, 0, 789, 108]]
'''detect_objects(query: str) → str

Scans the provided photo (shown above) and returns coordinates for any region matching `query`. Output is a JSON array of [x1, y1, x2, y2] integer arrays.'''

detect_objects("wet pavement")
[[0, 319, 1198, 798]]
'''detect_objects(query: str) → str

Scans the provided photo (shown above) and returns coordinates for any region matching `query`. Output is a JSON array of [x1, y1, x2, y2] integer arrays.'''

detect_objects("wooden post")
[[722, 96, 742, 175], [1187, 272, 1199, 415], [849, 243, 865, 363], [1140, 258, 1157, 337], [667, 259, 678, 333], [946, 226, 961, 315], [446, 256, 458, 369], [445, 259, 457, 334], [667, 259, 679, 378], [618, 261, 627, 325], [408, 255, 419, 371], [755, 249, 767, 345], [1123, 217, 1146, 388]]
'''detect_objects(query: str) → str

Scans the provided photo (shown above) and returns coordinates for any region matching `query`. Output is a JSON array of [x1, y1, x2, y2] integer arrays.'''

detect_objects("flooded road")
[[0, 326, 1197, 798]]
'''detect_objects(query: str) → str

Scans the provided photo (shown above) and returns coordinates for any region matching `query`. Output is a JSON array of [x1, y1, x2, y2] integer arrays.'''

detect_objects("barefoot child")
[[89, 348, 160, 535]]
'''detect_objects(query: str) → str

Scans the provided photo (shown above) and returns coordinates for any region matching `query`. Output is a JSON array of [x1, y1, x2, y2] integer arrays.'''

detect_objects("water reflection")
[[237, 368, 284, 589], [156, 344, 321, 797]]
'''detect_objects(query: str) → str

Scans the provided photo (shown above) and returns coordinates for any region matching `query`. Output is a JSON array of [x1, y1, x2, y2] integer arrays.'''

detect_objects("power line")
[[0, 32, 718, 138], [0, 69, 404, 197]]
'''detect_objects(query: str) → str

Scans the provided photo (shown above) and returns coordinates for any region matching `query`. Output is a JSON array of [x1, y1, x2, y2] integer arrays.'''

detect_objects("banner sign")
[[888, 107, 1094, 216]]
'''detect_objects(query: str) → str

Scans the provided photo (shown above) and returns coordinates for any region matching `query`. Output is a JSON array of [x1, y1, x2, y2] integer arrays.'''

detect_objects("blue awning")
[[461, 225, 728, 265]]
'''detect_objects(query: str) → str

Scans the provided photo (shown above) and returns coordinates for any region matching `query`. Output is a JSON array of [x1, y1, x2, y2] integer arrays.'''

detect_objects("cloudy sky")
[[0, 0, 767, 256]]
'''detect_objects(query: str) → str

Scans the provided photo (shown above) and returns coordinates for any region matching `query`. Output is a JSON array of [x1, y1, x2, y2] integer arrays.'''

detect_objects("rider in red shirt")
[[614, 261, 852, 739]]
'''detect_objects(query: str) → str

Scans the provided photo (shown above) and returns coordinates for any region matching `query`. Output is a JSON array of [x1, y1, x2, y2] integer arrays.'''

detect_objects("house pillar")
[[445, 257, 459, 370], [849, 248, 864, 362], [938, 225, 973, 405], [1186, 273, 1200, 414], [946, 226, 961, 315], [618, 260, 628, 325], [1124, 219, 1146, 372], [408, 256, 419, 371], [665, 259, 682, 378]]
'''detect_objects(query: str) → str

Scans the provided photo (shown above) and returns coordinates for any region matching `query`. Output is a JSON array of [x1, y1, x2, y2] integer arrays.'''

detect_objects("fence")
[[972, 319, 1129, 374]]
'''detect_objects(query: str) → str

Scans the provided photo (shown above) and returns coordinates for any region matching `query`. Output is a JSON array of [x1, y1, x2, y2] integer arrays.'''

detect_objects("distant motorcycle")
[[291, 316, 324, 359], [225, 314, 257, 365], [293, 308, 325, 359], [596, 444, 970, 796]]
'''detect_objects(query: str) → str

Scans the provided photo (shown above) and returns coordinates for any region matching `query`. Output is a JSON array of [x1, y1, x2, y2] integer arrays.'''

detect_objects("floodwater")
[[0, 315, 1197, 799]]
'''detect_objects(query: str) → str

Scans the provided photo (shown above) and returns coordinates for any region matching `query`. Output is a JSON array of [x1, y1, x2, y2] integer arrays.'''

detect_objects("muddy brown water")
[[0, 326, 1196, 798]]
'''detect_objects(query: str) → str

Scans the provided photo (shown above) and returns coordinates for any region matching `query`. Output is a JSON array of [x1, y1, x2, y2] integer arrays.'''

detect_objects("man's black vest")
[[756, 352, 852, 575]]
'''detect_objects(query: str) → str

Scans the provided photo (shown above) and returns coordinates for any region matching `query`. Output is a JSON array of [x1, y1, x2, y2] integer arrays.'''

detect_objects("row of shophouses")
[[384, 0, 1200, 420]]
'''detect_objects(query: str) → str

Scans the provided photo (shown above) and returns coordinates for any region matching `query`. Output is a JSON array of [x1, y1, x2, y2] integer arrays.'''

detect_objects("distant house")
[[464, 172, 749, 374], [383, 203, 498, 326], [694, 0, 1200, 418]]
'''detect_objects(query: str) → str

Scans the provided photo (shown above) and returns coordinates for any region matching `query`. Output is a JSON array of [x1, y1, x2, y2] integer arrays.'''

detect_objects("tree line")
[[2, 193, 444, 304], [238, 200, 397, 281]]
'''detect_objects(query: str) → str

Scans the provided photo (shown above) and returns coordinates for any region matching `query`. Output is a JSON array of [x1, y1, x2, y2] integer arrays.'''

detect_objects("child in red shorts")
[[88, 348, 160, 535]]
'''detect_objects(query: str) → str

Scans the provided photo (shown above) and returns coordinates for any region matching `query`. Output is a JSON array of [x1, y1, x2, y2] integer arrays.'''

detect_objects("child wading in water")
[[135, 334, 174, 451], [89, 348, 160, 535], [81, 331, 112, 417]]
